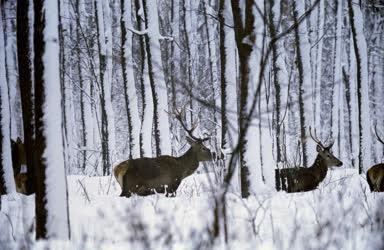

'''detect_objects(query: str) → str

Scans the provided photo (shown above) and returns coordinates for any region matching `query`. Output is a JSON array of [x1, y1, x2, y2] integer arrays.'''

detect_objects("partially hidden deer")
[[113, 107, 219, 197], [11, 137, 28, 194], [366, 126, 384, 192], [275, 127, 343, 193]]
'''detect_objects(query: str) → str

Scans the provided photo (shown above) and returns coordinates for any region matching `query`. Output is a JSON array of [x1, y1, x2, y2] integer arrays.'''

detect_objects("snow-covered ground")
[[1, 168, 383, 249]]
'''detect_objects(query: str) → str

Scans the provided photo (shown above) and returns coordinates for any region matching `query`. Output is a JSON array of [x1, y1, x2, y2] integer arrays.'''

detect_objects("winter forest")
[[0, 0, 383, 248]]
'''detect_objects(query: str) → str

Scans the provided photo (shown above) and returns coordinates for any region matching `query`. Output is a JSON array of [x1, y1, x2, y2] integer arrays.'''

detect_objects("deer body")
[[276, 154, 338, 193], [276, 128, 343, 193], [366, 126, 384, 192], [366, 164, 384, 192], [114, 139, 215, 197]]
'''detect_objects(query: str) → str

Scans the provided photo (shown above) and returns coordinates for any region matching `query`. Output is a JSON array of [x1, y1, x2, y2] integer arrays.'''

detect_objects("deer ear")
[[186, 137, 196, 145], [316, 144, 322, 152], [16, 137, 22, 144]]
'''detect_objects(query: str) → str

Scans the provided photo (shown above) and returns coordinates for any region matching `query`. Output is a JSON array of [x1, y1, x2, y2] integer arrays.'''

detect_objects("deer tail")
[[113, 163, 128, 188]]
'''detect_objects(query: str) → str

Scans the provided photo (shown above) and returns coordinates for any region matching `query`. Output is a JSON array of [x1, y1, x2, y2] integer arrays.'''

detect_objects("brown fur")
[[114, 140, 216, 197], [276, 144, 343, 193], [113, 162, 129, 188], [15, 173, 28, 194], [366, 164, 384, 192], [11, 138, 29, 194]]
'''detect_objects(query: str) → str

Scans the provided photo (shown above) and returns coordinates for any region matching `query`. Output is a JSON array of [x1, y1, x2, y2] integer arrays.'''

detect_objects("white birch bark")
[[353, 4, 371, 169], [296, 0, 314, 162], [122, 0, 141, 158], [42, 0, 70, 238], [314, 0, 324, 130], [332, 0, 343, 157], [144, 0, 171, 155], [0, 5, 15, 193], [101, 0, 116, 164]]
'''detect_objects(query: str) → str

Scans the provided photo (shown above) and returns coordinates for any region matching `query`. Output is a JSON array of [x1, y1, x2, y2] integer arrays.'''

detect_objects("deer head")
[[174, 104, 221, 161], [310, 127, 343, 168]]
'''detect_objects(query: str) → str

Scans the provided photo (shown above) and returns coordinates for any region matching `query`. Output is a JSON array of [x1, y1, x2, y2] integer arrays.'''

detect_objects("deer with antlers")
[[366, 126, 384, 192], [114, 106, 219, 197], [275, 127, 343, 193]]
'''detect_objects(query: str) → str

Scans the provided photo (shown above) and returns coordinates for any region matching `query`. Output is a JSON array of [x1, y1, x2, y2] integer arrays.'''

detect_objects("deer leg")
[[165, 181, 180, 197], [135, 186, 154, 196], [119, 191, 131, 198]]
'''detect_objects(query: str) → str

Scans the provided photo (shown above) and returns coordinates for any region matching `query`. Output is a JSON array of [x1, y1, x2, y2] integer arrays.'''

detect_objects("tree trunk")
[[230, 0, 254, 198], [142, 0, 171, 156], [121, 0, 141, 159], [95, 0, 115, 175], [347, 0, 371, 173], [0, 4, 15, 195], [292, 0, 309, 167], [17, 0, 36, 194], [33, 0, 70, 239]]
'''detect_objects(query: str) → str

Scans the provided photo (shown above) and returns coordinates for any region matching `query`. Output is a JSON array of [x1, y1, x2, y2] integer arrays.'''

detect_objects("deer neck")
[[178, 147, 199, 172], [309, 155, 328, 181]]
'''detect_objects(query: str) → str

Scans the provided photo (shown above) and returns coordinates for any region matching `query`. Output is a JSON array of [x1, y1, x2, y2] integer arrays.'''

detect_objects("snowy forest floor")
[[1, 169, 383, 250]]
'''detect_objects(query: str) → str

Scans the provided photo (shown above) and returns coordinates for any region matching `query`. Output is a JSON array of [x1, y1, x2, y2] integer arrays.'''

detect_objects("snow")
[[1, 169, 383, 249], [41, 0, 69, 239], [0, 5, 16, 193]]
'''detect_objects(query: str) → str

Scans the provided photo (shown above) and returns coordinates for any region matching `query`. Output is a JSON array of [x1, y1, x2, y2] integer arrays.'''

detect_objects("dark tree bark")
[[33, 0, 49, 238], [219, 0, 228, 149], [17, 0, 36, 194]]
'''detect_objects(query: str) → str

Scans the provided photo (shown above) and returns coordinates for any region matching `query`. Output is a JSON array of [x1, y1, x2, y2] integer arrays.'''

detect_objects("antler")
[[374, 125, 384, 145], [173, 104, 209, 142], [309, 126, 334, 149]]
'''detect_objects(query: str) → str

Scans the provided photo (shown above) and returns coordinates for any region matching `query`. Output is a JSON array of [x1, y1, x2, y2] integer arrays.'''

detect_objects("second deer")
[[276, 127, 343, 193], [366, 126, 384, 192]]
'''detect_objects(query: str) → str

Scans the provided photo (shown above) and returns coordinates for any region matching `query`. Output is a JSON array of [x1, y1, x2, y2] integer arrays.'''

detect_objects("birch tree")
[[230, 0, 255, 197], [95, 0, 116, 175], [348, 0, 372, 173], [0, 4, 15, 195], [142, 0, 172, 156], [33, 0, 70, 239], [292, 0, 312, 167], [121, 0, 141, 159]]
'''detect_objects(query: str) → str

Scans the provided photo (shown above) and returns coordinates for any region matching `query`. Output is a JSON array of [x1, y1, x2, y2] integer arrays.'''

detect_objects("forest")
[[0, 0, 383, 249]]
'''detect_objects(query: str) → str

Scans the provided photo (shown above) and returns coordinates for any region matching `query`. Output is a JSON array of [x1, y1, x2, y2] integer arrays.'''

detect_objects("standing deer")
[[366, 126, 384, 192], [114, 107, 219, 197], [275, 127, 343, 193]]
